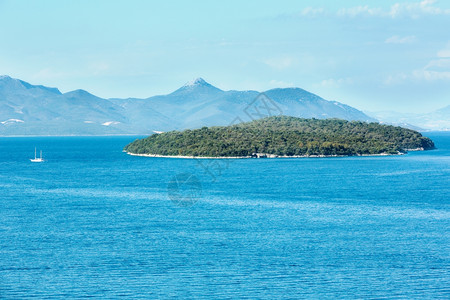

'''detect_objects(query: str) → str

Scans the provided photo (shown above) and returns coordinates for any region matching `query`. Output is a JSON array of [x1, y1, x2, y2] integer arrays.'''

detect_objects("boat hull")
[[30, 159, 44, 162]]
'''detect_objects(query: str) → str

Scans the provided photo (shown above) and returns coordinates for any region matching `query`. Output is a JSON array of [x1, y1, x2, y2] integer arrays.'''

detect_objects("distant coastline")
[[125, 151, 411, 159], [0, 134, 151, 138], [126, 146, 428, 159]]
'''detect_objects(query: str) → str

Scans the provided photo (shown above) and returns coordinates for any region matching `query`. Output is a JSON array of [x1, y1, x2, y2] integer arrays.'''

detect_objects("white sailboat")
[[30, 147, 44, 162]]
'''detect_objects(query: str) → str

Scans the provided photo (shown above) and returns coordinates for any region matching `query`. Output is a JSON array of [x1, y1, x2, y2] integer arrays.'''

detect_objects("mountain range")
[[0, 75, 446, 135], [366, 107, 450, 131]]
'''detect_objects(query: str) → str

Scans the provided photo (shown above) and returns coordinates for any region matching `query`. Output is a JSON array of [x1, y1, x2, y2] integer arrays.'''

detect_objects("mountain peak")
[[0, 75, 17, 84], [169, 77, 223, 96], [65, 89, 93, 96], [184, 77, 209, 87], [0, 75, 61, 94]]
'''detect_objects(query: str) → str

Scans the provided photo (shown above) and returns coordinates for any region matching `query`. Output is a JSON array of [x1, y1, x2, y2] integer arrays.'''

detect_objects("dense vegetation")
[[124, 116, 435, 157]]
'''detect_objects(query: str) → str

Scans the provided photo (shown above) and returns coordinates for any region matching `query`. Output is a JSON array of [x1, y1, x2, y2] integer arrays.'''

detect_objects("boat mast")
[[35, 147, 37, 159]]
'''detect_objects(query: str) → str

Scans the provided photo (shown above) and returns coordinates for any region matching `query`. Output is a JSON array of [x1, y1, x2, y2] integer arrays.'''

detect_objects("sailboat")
[[30, 147, 44, 162]]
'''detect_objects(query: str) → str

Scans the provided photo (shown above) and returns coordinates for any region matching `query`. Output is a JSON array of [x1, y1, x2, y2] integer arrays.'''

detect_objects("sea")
[[0, 132, 449, 298]]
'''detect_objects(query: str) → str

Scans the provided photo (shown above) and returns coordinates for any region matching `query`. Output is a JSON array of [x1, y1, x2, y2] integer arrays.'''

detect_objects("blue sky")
[[0, 0, 449, 113]]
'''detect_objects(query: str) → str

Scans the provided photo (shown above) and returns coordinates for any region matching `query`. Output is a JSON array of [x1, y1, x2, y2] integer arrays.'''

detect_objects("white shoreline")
[[125, 151, 408, 159], [0, 134, 150, 138]]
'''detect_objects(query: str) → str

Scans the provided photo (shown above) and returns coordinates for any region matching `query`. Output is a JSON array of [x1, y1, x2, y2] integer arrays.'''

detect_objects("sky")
[[0, 0, 449, 113]]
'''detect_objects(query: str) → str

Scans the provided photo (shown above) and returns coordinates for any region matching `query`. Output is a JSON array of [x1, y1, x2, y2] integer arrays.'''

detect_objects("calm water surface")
[[0, 133, 449, 298]]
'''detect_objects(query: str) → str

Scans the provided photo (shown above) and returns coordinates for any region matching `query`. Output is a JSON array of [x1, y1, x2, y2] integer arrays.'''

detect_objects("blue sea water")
[[0, 133, 449, 298]]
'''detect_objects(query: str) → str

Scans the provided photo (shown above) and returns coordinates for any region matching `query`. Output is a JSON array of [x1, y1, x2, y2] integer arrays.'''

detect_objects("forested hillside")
[[124, 116, 435, 157]]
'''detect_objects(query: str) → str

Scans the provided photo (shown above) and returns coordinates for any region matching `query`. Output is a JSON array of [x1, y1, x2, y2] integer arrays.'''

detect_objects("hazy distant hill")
[[367, 105, 450, 131], [0, 75, 376, 135], [0, 75, 135, 135]]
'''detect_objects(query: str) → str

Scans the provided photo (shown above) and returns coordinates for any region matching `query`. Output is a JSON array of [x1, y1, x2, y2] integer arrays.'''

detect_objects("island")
[[124, 116, 435, 158]]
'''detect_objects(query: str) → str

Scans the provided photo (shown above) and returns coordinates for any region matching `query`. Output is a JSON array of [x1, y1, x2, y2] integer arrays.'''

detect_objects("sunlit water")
[[0, 133, 449, 298]]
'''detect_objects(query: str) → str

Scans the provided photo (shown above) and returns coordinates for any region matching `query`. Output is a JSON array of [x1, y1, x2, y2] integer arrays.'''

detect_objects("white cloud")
[[337, 6, 382, 17], [300, 7, 325, 16], [316, 78, 353, 88], [286, 1, 449, 20], [385, 70, 450, 84], [437, 49, 450, 58], [424, 43, 450, 73], [425, 58, 450, 70], [389, 0, 450, 18], [412, 70, 450, 80], [385, 35, 417, 44], [437, 42, 450, 58], [384, 73, 409, 85], [385, 53, 450, 84], [263, 56, 297, 70], [338, 0, 450, 18]]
